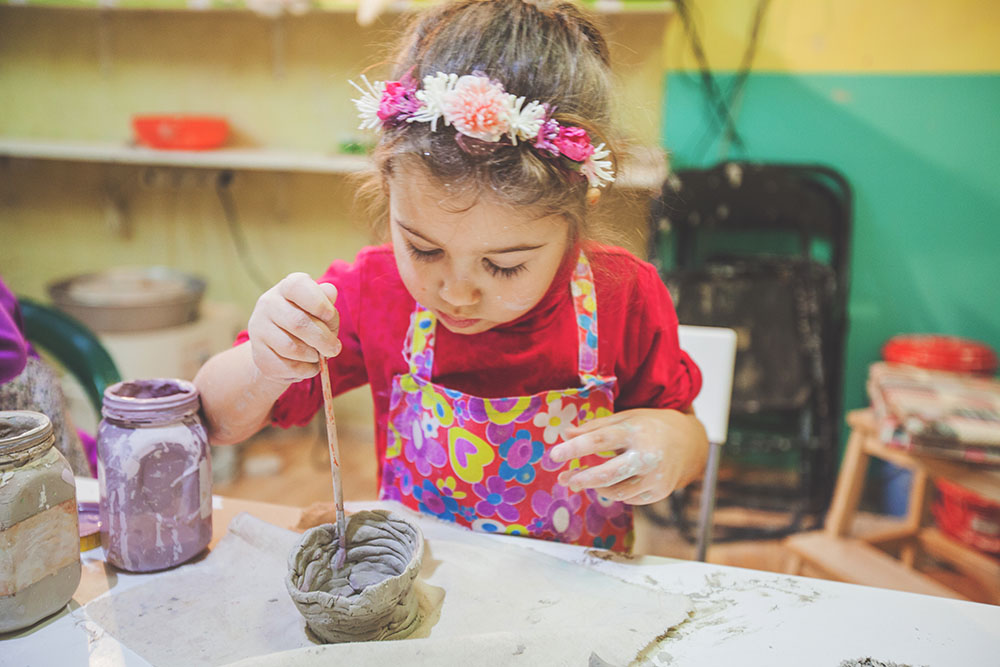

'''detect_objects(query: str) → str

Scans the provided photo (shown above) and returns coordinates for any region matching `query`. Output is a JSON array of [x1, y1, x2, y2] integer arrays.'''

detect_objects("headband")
[[350, 71, 615, 188]]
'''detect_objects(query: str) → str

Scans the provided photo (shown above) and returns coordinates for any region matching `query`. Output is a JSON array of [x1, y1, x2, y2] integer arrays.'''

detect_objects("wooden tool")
[[318, 356, 348, 570]]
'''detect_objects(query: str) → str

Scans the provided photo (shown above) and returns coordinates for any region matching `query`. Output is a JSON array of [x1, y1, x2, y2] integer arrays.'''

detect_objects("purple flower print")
[[411, 348, 433, 376], [379, 460, 414, 503], [584, 488, 630, 536], [530, 484, 583, 543], [485, 421, 516, 446], [403, 418, 447, 477], [412, 479, 458, 522], [467, 395, 543, 426], [498, 429, 544, 484], [473, 475, 526, 523]]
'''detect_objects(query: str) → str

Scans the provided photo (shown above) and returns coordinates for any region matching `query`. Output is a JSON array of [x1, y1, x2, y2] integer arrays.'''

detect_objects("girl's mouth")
[[436, 311, 482, 329]]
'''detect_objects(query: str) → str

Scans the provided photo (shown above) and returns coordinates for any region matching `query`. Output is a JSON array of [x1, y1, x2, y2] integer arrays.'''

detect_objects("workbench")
[[3, 478, 998, 666]]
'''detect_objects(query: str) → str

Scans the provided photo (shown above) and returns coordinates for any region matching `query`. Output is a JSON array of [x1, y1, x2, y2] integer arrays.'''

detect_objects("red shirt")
[[237, 243, 701, 464]]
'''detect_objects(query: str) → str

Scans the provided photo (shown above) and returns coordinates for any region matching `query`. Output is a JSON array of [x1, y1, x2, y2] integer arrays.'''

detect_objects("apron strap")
[[404, 249, 599, 383], [404, 305, 437, 380], [570, 250, 599, 380]]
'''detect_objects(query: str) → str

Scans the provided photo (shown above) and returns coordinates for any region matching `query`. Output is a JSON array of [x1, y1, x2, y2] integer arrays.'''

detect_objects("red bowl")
[[132, 115, 230, 150]]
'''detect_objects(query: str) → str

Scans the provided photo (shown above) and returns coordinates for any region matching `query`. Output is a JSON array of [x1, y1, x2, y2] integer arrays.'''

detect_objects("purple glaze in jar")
[[97, 379, 212, 572]]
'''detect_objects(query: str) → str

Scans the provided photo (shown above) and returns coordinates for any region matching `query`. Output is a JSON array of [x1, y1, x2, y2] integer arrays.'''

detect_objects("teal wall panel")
[[663, 72, 1000, 427]]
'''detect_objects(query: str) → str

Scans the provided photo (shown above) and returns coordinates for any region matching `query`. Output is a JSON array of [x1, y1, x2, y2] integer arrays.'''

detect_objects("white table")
[[3, 482, 997, 666]]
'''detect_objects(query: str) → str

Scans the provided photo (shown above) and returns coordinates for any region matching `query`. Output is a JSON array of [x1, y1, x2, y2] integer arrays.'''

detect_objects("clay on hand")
[[285, 509, 424, 643]]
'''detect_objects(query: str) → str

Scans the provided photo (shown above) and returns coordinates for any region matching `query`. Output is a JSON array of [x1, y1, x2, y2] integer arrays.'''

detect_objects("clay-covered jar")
[[0, 410, 81, 633], [97, 378, 212, 572]]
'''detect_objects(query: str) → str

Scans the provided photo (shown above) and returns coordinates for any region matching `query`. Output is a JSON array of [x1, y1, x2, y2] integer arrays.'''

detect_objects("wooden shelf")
[[785, 409, 1000, 604], [0, 137, 668, 189], [3, 0, 674, 15], [0, 137, 369, 174]]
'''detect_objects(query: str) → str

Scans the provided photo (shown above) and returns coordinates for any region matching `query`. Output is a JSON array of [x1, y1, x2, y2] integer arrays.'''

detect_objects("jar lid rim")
[[0, 410, 55, 458], [103, 378, 200, 414]]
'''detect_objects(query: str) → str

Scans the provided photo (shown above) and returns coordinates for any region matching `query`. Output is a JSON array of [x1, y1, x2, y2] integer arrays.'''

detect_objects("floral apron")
[[380, 251, 633, 552]]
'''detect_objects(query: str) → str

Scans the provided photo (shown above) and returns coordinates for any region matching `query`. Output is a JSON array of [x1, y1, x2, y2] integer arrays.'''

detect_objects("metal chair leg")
[[696, 441, 722, 562]]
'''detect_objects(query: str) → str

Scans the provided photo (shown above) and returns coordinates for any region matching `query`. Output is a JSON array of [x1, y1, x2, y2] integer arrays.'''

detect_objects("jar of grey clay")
[[0, 410, 81, 634], [286, 509, 424, 643], [97, 378, 211, 572]]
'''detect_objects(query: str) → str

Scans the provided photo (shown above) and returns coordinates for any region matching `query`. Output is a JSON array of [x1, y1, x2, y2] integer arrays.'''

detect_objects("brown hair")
[[357, 0, 621, 239]]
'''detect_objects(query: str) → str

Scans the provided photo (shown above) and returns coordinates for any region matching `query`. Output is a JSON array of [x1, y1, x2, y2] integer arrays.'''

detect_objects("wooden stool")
[[784, 409, 1000, 602]]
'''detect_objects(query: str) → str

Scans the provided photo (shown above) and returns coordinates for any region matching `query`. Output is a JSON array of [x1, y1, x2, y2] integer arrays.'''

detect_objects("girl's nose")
[[440, 275, 480, 308]]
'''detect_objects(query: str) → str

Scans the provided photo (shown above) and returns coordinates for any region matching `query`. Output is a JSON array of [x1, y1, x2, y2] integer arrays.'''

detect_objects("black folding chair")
[[646, 162, 852, 541]]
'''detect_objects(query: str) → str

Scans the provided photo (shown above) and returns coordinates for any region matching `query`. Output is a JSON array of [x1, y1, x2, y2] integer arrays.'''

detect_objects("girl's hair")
[[358, 0, 620, 239]]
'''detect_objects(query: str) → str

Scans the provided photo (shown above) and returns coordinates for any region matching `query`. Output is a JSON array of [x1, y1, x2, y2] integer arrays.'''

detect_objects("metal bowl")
[[47, 267, 206, 333]]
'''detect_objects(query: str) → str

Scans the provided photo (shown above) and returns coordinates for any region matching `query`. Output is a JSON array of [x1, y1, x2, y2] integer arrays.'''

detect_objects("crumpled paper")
[[80, 504, 692, 666]]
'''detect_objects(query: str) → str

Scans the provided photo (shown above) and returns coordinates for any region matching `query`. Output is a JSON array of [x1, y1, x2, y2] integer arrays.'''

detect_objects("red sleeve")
[[233, 256, 371, 429], [613, 261, 702, 412]]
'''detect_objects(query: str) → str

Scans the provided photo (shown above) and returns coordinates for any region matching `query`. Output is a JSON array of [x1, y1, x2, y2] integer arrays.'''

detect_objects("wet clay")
[[285, 509, 424, 643]]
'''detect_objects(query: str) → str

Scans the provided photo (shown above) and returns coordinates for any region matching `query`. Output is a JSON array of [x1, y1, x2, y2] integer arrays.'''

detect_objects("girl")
[[194, 0, 707, 552]]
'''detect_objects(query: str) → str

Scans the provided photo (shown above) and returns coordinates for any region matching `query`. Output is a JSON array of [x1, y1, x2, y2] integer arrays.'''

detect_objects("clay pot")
[[285, 509, 424, 643]]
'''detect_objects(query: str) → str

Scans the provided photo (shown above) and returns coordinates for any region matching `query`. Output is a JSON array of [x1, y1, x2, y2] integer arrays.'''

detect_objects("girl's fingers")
[[280, 273, 338, 323], [551, 420, 641, 463], [271, 294, 341, 358], [257, 319, 320, 364], [559, 448, 662, 488], [563, 411, 630, 436], [619, 488, 663, 506]]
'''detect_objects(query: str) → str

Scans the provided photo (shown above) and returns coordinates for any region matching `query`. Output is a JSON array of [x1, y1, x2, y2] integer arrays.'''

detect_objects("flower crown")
[[349, 71, 615, 188]]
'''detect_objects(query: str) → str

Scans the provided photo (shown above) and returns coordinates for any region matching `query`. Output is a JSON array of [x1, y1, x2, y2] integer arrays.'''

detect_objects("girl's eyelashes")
[[404, 239, 526, 278], [405, 241, 442, 262], [483, 259, 527, 279]]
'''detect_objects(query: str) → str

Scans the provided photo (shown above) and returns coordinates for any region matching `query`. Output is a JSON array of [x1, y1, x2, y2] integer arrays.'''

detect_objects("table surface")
[[3, 480, 999, 667]]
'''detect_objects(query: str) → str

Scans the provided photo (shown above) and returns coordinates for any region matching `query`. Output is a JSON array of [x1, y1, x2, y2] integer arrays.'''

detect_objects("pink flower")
[[377, 77, 420, 122], [553, 126, 595, 162], [442, 75, 511, 142]]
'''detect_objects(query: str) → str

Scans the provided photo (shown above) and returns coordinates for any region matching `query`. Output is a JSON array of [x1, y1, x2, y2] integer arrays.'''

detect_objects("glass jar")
[[0, 410, 81, 633], [97, 379, 212, 572]]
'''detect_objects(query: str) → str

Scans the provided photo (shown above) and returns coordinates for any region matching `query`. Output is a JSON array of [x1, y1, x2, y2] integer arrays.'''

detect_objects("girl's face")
[[388, 164, 572, 335]]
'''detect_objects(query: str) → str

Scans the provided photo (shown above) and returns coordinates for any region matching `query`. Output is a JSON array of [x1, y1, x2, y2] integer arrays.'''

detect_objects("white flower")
[[580, 142, 615, 188], [508, 98, 547, 145], [420, 412, 440, 439], [348, 75, 386, 131], [411, 72, 458, 131], [533, 398, 577, 445]]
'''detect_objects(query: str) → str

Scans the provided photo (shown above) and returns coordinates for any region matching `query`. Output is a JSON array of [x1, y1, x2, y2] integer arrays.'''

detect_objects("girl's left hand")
[[549, 408, 708, 505]]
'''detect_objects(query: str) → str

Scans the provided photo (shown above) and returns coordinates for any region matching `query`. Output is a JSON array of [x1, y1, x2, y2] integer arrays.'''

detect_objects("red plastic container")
[[882, 334, 998, 376], [932, 478, 1000, 555], [132, 115, 229, 150]]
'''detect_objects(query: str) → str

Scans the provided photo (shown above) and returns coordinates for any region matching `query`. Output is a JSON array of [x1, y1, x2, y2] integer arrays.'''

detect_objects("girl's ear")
[[586, 187, 601, 207]]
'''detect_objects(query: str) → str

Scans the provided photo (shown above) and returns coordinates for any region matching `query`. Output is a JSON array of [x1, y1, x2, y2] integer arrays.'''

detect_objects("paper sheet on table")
[[80, 506, 692, 666]]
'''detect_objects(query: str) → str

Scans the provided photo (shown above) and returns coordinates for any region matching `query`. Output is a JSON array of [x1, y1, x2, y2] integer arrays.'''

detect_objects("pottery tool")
[[318, 356, 348, 570]]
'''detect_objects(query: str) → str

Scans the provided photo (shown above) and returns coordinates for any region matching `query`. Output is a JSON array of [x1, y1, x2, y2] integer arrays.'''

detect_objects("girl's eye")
[[406, 242, 442, 262], [483, 259, 526, 279]]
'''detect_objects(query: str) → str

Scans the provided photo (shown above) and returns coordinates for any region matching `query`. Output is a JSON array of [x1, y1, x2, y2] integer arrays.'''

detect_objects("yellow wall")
[[1, 8, 665, 313], [664, 0, 1000, 73]]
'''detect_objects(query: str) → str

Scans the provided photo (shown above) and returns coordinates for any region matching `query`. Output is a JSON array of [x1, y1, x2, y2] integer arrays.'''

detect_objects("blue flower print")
[[498, 429, 544, 484], [458, 505, 477, 522], [577, 313, 598, 348], [592, 535, 616, 550], [472, 475, 526, 523], [412, 479, 458, 522]]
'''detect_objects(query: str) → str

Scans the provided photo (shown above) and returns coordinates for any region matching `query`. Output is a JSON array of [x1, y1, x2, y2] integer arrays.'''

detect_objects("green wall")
[[663, 71, 1000, 423]]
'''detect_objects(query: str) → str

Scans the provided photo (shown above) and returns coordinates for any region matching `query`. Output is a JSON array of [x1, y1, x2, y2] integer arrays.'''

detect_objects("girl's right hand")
[[246, 273, 342, 384]]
